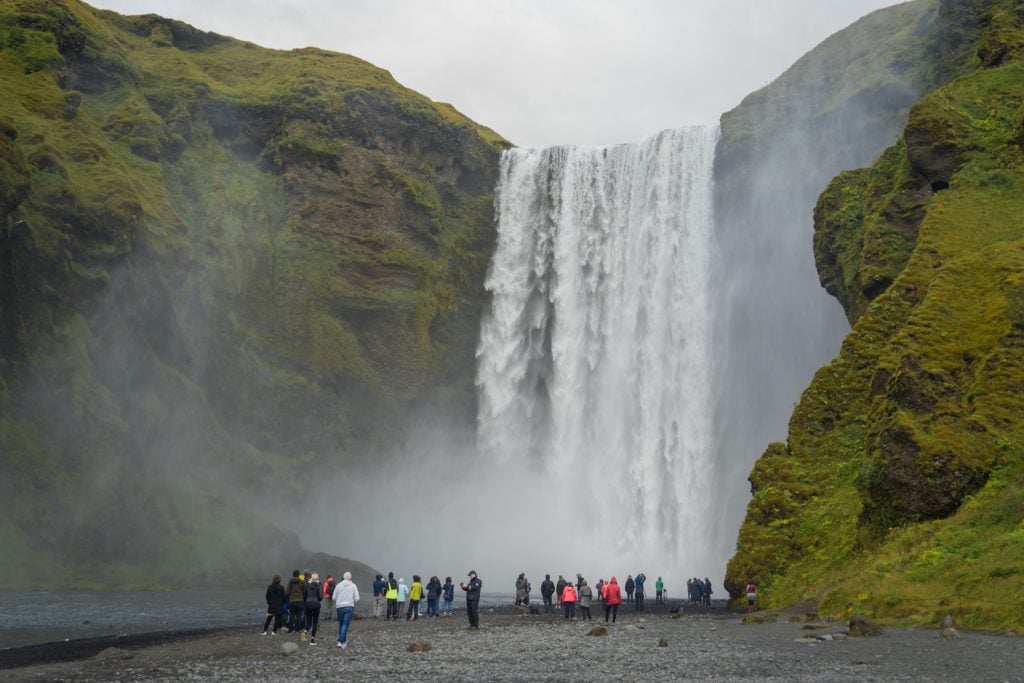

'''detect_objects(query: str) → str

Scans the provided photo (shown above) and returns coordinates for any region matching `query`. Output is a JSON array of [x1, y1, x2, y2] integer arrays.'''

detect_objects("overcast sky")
[[88, 1, 906, 147]]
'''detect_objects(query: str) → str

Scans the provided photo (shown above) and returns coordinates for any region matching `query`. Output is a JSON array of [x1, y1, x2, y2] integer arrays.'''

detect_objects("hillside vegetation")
[[0, 0, 506, 587], [727, 0, 1024, 631]]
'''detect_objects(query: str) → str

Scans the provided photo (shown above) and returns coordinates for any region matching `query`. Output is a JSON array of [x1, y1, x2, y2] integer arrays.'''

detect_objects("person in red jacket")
[[601, 576, 622, 623], [561, 582, 577, 620]]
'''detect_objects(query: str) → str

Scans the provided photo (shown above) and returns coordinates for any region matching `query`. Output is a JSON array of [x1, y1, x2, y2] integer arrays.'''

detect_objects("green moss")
[[0, 0, 504, 587], [728, 0, 1024, 631]]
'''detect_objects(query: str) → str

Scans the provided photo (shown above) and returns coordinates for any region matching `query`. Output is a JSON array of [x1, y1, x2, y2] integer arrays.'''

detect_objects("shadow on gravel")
[[0, 626, 251, 670]]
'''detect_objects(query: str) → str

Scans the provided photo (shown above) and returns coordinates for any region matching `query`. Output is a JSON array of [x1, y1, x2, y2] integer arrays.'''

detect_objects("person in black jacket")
[[540, 574, 555, 614], [262, 575, 286, 635], [285, 570, 307, 633], [304, 573, 323, 644], [460, 570, 482, 628]]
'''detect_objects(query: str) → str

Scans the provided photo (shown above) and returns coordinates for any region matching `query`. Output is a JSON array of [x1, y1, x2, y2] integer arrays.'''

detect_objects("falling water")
[[477, 126, 720, 572]]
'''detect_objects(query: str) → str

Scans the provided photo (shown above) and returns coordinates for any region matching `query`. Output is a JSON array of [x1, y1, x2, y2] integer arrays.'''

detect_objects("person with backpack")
[[372, 574, 385, 618], [540, 574, 555, 614], [602, 576, 622, 623], [577, 579, 593, 621], [385, 572, 399, 620], [634, 573, 646, 611], [441, 577, 455, 616], [555, 575, 567, 608], [304, 572, 323, 644], [426, 576, 441, 618], [261, 574, 286, 635], [322, 574, 336, 620], [625, 575, 635, 604], [285, 570, 307, 633]]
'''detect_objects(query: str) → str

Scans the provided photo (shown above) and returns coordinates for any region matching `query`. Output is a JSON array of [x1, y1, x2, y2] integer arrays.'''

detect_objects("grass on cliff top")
[[721, 0, 940, 144]]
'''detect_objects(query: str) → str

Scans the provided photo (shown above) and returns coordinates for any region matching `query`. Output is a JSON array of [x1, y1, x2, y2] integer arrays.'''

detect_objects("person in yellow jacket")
[[384, 572, 399, 620], [406, 575, 424, 620]]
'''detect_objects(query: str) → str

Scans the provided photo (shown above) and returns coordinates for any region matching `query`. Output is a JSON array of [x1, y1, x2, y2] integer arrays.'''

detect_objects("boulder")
[[940, 614, 955, 629], [848, 616, 885, 637], [281, 641, 300, 656], [407, 640, 432, 652], [658, 638, 668, 647], [942, 627, 961, 640], [586, 626, 608, 636]]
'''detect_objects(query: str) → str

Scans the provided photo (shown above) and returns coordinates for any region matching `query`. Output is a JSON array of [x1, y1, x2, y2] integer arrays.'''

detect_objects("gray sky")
[[88, 1, 905, 147]]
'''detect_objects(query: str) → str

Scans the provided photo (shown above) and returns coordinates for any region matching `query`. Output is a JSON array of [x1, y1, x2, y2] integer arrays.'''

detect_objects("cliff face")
[[708, 0, 950, 558], [0, 0, 506, 586], [727, 0, 1024, 630]]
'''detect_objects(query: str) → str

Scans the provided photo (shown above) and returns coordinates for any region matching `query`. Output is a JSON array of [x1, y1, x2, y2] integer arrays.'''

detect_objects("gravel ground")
[[4, 604, 1021, 682]]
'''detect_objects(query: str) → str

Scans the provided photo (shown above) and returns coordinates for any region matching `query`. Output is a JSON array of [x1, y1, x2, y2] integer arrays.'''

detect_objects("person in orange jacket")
[[601, 576, 622, 623], [561, 581, 577, 620]]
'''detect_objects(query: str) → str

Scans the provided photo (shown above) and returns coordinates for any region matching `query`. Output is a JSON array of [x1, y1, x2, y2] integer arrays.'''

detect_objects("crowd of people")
[[262, 570, 360, 647], [687, 577, 715, 606], [262, 568, 484, 647], [263, 567, 723, 648]]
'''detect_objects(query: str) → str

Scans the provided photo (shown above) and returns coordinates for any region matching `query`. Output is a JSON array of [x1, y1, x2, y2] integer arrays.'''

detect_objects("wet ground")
[[3, 601, 1021, 682]]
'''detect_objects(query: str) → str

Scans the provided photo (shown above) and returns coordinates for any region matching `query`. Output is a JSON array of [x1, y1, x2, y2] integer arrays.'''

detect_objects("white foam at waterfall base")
[[476, 126, 721, 582]]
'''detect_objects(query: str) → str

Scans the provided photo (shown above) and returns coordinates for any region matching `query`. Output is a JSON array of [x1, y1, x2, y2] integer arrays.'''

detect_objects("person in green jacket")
[[655, 577, 665, 604]]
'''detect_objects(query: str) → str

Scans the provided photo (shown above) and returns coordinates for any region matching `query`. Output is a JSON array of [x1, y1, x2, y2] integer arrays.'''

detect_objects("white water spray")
[[477, 126, 720, 574]]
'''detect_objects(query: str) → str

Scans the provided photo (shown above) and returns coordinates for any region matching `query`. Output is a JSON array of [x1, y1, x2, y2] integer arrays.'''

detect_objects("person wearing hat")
[[460, 570, 482, 628]]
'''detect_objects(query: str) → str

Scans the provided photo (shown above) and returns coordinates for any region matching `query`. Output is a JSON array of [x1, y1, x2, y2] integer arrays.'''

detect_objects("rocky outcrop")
[[727, 0, 1024, 631], [0, 0, 506, 587]]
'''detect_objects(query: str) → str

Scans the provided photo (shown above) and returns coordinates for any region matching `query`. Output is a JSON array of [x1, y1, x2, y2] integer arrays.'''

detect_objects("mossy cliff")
[[727, 0, 1024, 631], [0, 0, 507, 587]]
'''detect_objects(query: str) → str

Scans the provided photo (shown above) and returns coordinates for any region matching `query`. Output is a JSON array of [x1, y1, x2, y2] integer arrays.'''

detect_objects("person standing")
[[262, 574, 286, 635], [624, 575, 635, 605], [372, 573, 386, 618], [385, 572, 399, 620], [304, 572, 323, 645], [634, 573, 646, 611], [555, 575, 567, 608], [407, 575, 423, 620], [333, 571, 360, 648], [515, 573, 527, 606], [746, 581, 757, 612], [561, 582, 577, 620], [602, 576, 622, 623], [655, 576, 664, 605], [577, 579, 593, 621], [703, 577, 713, 607], [460, 570, 482, 628], [426, 576, 441, 618], [285, 570, 307, 633], [540, 574, 555, 614], [442, 577, 455, 616], [322, 574, 336, 621], [397, 578, 409, 619]]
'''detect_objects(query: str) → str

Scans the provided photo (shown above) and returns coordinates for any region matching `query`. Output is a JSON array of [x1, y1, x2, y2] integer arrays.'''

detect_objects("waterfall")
[[477, 126, 720, 572]]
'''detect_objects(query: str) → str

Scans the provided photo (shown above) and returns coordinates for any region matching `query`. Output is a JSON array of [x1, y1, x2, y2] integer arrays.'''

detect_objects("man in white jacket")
[[332, 571, 360, 648]]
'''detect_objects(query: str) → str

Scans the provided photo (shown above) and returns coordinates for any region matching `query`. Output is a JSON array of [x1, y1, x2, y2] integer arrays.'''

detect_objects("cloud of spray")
[[306, 419, 693, 596]]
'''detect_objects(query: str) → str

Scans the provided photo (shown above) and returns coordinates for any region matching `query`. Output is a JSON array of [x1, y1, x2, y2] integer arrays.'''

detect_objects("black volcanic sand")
[[3, 603, 1021, 682]]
